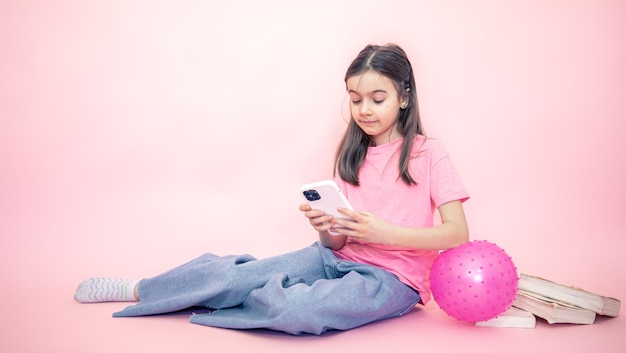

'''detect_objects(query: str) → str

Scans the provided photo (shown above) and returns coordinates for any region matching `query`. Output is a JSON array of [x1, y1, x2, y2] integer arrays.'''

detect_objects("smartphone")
[[300, 180, 354, 235]]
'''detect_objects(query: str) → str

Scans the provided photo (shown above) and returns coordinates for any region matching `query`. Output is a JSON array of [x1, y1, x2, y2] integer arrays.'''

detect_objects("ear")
[[400, 87, 410, 109]]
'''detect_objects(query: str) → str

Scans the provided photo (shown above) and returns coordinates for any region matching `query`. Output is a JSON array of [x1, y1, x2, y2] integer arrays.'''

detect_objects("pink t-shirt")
[[333, 135, 469, 304]]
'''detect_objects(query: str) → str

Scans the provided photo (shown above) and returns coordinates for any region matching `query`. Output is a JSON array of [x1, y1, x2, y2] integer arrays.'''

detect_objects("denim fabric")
[[113, 242, 420, 335]]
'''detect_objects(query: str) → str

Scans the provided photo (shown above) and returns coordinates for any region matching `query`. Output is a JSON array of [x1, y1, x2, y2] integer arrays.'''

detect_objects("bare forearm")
[[387, 200, 469, 250], [331, 200, 469, 250], [319, 231, 346, 250], [385, 222, 468, 250]]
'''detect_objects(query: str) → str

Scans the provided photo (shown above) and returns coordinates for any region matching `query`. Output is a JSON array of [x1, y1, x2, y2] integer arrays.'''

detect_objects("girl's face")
[[346, 71, 404, 146]]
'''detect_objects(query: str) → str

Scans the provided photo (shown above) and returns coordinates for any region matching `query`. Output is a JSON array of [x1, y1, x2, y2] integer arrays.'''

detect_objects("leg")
[[113, 243, 329, 317], [190, 251, 421, 335]]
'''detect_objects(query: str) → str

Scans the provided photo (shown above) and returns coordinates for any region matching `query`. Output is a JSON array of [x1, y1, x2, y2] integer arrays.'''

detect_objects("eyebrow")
[[347, 89, 389, 95]]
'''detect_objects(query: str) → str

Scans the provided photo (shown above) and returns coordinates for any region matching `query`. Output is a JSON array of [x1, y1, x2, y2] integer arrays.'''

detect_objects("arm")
[[332, 200, 468, 250], [299, 204, 347, 250]]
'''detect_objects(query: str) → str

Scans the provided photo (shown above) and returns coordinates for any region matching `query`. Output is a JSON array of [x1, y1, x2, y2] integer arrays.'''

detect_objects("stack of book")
[[476, 273, 621, 328]]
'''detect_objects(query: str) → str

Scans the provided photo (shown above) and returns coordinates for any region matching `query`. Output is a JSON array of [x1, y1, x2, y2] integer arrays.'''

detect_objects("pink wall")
[[1, 0, 625, 301]]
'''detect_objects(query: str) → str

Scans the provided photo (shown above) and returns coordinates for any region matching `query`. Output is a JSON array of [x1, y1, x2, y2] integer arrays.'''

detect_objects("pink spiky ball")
[[429, 240, 518, 322]]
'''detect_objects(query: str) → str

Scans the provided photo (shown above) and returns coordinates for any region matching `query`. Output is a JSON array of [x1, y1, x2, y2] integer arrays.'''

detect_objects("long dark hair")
[[335, 44, 424, 186]]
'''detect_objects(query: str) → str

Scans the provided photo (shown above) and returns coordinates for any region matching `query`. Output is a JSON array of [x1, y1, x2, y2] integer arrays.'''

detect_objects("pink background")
[[1, 1, 625, 352]]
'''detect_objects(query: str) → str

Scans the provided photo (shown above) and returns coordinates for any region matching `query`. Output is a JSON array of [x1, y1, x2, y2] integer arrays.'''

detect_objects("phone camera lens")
[[303, 189, 321, 201]]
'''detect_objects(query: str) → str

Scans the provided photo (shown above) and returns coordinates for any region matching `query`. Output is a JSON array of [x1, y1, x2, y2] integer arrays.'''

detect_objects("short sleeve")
[[429, 143, 470, 208]]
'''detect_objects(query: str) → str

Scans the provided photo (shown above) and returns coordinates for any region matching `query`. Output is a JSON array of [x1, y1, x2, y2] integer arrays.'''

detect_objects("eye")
[[351, 99, 362, 104], [371, 94, 387, 104]]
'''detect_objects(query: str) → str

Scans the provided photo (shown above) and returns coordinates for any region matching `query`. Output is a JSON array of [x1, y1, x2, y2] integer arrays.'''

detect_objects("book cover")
[[475, 306, 536, 328]]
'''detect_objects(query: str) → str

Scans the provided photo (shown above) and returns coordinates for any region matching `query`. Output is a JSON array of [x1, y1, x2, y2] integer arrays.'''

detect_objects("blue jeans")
[[113, 242, 420, 335]]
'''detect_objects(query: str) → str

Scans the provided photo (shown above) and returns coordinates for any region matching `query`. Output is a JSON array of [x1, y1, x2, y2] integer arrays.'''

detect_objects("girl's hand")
[[332, 208, 394, 244], [299, 204, 336, 233], [299, 204, 347, 250]]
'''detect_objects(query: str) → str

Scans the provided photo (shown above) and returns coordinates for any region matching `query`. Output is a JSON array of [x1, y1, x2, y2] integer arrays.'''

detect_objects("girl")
[[74, 43, 470, 335]]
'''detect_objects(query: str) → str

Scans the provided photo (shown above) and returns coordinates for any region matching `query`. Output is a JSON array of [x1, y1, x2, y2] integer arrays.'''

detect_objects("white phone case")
[[300, 180, 354, 235]]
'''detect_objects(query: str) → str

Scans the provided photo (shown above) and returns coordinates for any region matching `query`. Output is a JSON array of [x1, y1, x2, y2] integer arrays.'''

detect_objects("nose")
[[359, 101, 371, 116]]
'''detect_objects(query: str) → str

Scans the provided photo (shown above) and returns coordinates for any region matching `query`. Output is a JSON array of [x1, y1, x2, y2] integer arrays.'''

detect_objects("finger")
[[316, 219, 336, 232], [305, 209, 326, 220], [311, 214, 334, 226], [299, 204, 312, 212], [337, 207, 359, 220], [333, 217, 357, 230], [318, 223, 336, 232], [331, 225, 361, 238]]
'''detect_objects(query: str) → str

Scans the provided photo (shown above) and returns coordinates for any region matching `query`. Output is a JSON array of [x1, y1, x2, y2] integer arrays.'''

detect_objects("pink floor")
[[4, 277, 624, 352], [3, 225, 625, 353]]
